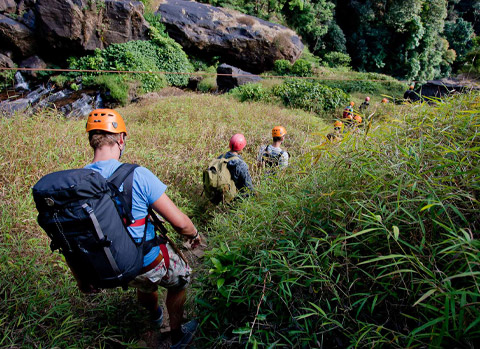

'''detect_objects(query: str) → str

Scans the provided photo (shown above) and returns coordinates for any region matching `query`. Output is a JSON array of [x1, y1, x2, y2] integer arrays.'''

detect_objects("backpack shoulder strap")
[[108, 163, 139, 188], [108, 163, 139, 225], [221, 153, 239, 163]]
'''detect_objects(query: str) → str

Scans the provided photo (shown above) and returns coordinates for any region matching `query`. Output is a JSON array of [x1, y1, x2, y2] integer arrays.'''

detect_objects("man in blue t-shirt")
[[83, 109, 201, 349]]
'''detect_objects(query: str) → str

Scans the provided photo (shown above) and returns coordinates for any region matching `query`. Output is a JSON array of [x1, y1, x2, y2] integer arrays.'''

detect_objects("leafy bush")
[[273, 59, 292, 76], [323, 51, 351, 67], [274, 59, 313, 77], [291, 59, 313, 77], [68, 29, 192, 97], [196, 92, 480, 348], [49, 75, 70, 88], [0, 69, 16, 90], [273, 79, 349, 113], [197, 76, 217, 93], [82, 74, 137, 106], [229, 83, 271, 102], [318, 72, 406, 97]]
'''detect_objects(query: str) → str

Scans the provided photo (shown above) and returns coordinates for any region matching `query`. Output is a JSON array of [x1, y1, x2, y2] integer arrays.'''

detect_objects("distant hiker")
[[360, 97, 370, 112], [34, 109, 201, 349], [257, 126, 289, 169], [342, 101, 355, 120], [353, 114, 362, 125], [204, 133, 254, 204], [404, 85, 417, 102], [326, 121, 343, 142]]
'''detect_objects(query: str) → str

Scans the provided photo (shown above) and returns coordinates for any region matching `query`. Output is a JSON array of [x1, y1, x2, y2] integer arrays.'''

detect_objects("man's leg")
[[137, 289, 160, 317], [166, 288, 186, 343]]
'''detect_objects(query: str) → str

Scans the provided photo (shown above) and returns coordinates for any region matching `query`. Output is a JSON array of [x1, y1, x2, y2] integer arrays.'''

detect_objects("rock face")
[[0, 13, 37, 58], [156, 0, 304, 73], [217, 64, 262, 91], [19, 55, 46, 77], [0, 0, 150, 63], [0, 52, 14, 67], [0, 0, 16, 14], [35, 0, 150, 59]]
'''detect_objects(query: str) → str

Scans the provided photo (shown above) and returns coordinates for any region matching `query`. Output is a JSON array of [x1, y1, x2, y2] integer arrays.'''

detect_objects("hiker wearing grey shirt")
[[258, 126, 289, 169]]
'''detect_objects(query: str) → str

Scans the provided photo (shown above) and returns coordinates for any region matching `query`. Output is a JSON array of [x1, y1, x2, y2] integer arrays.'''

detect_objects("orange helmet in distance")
[[350, 101, 355, 106], [334, 120, 343, 128], [354, 115, 362, 123], [86, 109, 127, 135], [272, 126, 287, 137], [381, 98, 389, 103]]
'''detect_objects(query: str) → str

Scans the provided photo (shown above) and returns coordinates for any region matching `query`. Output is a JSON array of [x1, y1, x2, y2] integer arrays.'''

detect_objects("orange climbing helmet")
[[381, 98, 389, 103], [354, 115, 362, 123], [334, 120, 343, 128], [86, 109, 127, 135], [350, 101, 355, 106], [272, 126, 287, 137], [229, 133, 247, 151]]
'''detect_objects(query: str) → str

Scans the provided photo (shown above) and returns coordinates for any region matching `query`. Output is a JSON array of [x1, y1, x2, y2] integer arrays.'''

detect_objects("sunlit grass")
[[0, 92, 321, 347]]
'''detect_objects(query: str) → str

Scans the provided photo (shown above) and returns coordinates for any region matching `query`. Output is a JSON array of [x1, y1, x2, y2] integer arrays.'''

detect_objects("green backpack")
[[203, 154, 239, 204]]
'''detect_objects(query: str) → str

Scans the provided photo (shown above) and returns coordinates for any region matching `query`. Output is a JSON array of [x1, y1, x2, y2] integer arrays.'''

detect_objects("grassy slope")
[[1, 89, 478, 348], [0, 93, 320, 347], [196, 93, 480, 347]]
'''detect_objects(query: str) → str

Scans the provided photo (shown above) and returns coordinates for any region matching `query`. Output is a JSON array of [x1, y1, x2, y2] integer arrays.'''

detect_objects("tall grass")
[[196, 93, 480, 347], [0, 93, 319, 347]]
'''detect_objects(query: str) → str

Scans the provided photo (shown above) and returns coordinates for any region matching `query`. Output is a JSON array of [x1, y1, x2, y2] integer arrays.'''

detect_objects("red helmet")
[[365, 97, 370, 101], [229, 134, 247, 151]]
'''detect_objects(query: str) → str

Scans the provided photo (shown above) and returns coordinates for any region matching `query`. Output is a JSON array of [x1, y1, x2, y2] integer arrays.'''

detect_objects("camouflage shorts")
[[129, 243, 191, 293]]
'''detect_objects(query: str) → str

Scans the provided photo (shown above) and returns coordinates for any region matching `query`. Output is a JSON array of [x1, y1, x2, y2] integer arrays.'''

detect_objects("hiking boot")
[[170, 319, 199, 349], [151, 306, 164, 327]]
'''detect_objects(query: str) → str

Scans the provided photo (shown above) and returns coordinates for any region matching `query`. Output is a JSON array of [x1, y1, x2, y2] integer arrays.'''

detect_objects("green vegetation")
[[230, 78, 349, 114], [273, 59, 313, 77], [197, 92, 480, 347], [67, 27, 192, 103], [199, 0, 479, 80], [83, 74, 139, 106], [3, 89, 478, 348], [0, 93, 317, 347], [0, 69, 16, 90]]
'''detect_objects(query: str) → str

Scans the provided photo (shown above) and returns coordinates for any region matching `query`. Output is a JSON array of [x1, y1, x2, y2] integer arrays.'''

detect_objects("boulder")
[[24, 85, 51, 104], [0, 0, 16, 13], [0, 98, 30, 115], [216, 64, 262, 92], [0, 52, 14, 68], [62, 93, 93, 118], [19, 9, 36, 30], [36, 89, 72, 109], [35, 0, 149, 59], [156, 0, 304, 73], [0, 14, 37, 58], [19, 55, 47, 77]]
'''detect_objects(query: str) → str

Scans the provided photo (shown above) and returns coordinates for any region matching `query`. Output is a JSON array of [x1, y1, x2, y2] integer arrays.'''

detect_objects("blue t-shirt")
[[84, 159, 167, 266]]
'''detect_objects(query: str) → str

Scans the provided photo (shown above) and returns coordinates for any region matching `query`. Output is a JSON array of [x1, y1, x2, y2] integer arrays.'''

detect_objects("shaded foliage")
[[196, 92, 480, 348]]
